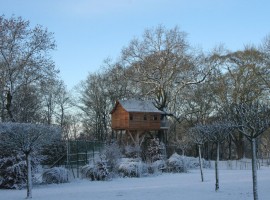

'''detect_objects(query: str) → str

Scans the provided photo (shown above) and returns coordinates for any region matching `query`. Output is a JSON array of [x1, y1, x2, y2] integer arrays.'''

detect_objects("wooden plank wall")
[[111, 104, 129, 130], [111, 102, 163, 131], [129, 112, 161, 130]]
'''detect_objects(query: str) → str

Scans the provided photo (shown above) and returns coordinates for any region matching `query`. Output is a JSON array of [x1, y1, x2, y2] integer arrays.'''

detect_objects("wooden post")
[[215, 142, 220, 191]]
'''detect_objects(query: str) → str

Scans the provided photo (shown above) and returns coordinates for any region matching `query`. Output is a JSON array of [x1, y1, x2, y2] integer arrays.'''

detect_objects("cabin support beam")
[[127, 130, 146, 147]]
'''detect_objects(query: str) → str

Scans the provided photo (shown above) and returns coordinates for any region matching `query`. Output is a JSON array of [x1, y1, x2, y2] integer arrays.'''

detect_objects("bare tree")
[[231, 102, 270, 200], [102, 59, 137, 104], [41, 80, 72, 126], [121, 25, 210, 112], [0, 122, 61, 198], [55, 83, 72, 128], [79, 73, 110, 141], [212, 47, 270, 159], [259, 34, 270, 91], [174, 134, 192, 156], [0, 15, 58, 122], [259, 130, 270, 165], [12, 84, 43, 123]]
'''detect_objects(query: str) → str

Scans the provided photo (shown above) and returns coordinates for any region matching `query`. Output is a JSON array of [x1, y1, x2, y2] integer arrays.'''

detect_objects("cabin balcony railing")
[[160, 119, 169, 129]]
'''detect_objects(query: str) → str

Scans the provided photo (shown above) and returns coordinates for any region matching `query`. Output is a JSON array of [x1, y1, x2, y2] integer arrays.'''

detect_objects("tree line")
[[1, 15, 270, 159], [78, 25, 270, 159], [76, 24, 270, 200], [0, 15, 76, 138], [1, 15, 270, 200], [0, 15, 71, 198], [1, 16, 270, 158]]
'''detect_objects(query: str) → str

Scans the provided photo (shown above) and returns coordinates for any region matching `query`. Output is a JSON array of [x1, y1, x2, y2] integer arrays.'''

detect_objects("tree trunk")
[[215, 142, 219, 191], [1, 94, 5, 121], [26, 153, 32, 199], [60, 104, 64, 127], [228, 136, 232, 160], [198, 144, 204, 182], [251, 138, 258, 200], [234, 133, 245, 159], [6, 90, 15, 121]]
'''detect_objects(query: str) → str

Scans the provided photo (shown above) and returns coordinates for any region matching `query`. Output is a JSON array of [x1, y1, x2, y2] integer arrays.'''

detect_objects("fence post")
[[85, 140, 88, 164], [76, 140, 79, 178], [93, 141, 95, 163]]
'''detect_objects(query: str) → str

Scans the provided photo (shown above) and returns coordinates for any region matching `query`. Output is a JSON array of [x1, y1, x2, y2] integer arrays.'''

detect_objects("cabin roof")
[[111, 99, 164, 114]]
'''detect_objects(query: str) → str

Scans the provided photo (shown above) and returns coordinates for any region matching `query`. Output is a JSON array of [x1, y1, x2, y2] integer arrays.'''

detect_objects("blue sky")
[[1, 0, 270, 90]]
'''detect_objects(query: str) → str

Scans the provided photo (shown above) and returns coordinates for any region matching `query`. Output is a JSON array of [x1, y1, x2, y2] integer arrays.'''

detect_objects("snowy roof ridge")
[[119, 99, 163, 113]]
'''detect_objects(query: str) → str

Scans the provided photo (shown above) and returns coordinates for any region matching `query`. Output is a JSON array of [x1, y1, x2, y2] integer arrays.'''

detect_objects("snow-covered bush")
[[0, 122, 62, 198], [182, 156, 210, 169], [100, 141, 122, 173], [124, 145, 141, 158], [0, 154, 40, 189], [41, 139, 66, 166], [142, 138, 166, 163], [42, 167, 69, 184], [81, 161, 109, 181], [0, 154, 27, 189], [167, 153, 210, 173], [118, 158, 148, 177], [202, 159, 211, 168], [149, 160, 167, 174], [167, 153, 190, 173]]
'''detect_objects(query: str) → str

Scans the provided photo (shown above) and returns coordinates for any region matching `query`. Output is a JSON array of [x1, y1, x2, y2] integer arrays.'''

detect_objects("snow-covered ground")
[[1, 167, 270, 200]]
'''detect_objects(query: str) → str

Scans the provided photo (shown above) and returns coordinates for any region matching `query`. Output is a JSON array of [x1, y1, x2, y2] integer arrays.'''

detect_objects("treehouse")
[[110, 99, 169, 146]]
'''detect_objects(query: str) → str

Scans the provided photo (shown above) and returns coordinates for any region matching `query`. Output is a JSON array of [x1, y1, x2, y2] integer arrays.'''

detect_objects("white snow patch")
[[1, 167, 270, 200]]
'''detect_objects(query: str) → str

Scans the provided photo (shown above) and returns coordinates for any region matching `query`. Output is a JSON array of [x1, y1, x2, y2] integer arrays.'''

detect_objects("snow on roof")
[[119, 99, 163, 113]]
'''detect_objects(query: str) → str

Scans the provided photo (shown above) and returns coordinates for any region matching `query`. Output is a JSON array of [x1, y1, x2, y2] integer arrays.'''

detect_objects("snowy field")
[[1, 167, 270, 200]]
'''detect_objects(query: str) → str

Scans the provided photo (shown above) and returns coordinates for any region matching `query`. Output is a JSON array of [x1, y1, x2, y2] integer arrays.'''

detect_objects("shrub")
[[142, 138, 166, 163], [124, 145, 141, 158], [0, 154, 27, 189], [42, 167, 69, 184], [167, 153, 189, 173], [81, 161, 109, 181], [41, 139, 66, 166], [149, 160, 167, 174], [118, 158, 148, 177], [100, 141, 122, 173], [0, 153, 40, 189], [167, 153, 210, 173]]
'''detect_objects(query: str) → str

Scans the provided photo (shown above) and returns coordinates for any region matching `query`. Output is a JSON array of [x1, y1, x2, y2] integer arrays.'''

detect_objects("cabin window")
[[144, 114, 147, 120], [153, 115, 157, 120], [129, 114, 133, 120]]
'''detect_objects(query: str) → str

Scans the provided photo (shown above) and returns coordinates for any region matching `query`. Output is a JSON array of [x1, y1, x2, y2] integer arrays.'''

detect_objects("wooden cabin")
[[110, 99, 169, 146]]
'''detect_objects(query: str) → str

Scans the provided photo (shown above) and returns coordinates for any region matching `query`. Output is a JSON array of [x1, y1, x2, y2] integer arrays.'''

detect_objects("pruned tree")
[[196, 121, 233, 191], [188, 125, 207, 182], [0, 122, 61, 198], [230, 102, 270, 200]]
